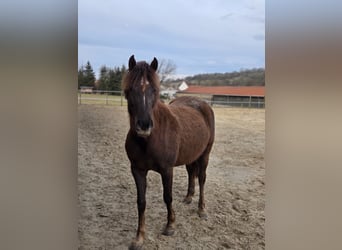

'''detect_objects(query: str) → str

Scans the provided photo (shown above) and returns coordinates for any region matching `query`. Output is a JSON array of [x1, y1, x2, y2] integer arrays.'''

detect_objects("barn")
[[79, 86, 94, 94], [176, 85, 265, 108]]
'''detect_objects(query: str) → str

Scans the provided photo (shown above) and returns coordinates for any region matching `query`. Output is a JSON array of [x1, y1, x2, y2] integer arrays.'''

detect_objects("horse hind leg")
[[183, 163, 198, 204], [197, 151, 211, 219]]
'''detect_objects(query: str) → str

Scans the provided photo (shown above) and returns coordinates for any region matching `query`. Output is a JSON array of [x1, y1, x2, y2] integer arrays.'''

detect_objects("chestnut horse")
[[123, 55, 215, 249]]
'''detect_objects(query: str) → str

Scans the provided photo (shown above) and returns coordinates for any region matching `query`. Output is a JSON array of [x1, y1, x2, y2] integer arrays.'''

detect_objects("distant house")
[[79, 86, 94, 94], [176, 85, 265, 108], [160, 88, 178, 99], [160, 81, 189, 99], [178, 81, 189, 91]]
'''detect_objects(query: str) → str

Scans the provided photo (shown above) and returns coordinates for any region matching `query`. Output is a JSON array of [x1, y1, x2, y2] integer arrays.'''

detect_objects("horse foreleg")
[[161, 169, 175, 236], [130, 167, 147, 250]]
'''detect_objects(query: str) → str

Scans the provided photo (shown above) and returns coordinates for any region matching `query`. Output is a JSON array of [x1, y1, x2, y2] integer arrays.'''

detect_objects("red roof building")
[[179, 85, 265, 97], [177, 85, 265, 108]]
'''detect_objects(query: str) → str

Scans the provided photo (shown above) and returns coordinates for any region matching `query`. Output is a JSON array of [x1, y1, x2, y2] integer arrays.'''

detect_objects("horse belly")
[[174, 115, 210, 166]]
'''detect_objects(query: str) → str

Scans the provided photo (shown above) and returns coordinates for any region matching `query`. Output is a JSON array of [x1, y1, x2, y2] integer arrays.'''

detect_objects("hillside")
[[165, 68, 265, 87]]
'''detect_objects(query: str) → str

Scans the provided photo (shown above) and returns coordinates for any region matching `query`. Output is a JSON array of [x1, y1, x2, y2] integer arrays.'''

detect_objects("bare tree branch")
[[157, 59, 177, 83]]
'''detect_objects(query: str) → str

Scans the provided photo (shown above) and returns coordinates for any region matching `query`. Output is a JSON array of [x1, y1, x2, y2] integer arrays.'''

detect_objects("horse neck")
[[152, 100, 173, 129], [152, 100, 163, 120]]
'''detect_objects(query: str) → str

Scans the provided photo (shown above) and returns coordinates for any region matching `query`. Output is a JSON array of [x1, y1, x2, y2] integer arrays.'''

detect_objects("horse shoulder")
[[149, 103, 181, 166], [125, 130, 146, 161]]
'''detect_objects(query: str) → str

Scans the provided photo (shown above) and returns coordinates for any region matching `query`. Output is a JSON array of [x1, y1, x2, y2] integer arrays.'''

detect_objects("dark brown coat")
[[123, 55, 215, 250]]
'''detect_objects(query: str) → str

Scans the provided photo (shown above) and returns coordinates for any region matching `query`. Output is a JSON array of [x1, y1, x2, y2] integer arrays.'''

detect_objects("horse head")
[[123, 55, 159, 137]]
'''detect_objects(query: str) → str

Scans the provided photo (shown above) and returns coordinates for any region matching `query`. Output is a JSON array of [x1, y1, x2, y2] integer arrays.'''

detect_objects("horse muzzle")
[[136, 119, 153, 137], [136, 127, 152, 137]]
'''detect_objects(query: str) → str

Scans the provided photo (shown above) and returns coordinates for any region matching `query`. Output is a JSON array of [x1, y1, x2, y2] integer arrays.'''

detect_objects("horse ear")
[[128, 55, 136, 71], [150, 57, 158, 71]]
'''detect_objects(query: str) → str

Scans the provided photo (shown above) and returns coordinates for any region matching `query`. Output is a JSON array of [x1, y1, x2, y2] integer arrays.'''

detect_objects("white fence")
[[78, 90, 265, 108], [78, 90, 126, 105], [209, 98, 265, 108]]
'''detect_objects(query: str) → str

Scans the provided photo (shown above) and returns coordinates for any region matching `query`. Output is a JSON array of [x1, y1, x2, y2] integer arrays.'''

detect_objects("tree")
[[98, 65, 110, 91], [79, 61, 96, 87], [108, 66, 125, 93], [157, 58, 177, 83], [97, 64, 127, 94], [78, 66, 84, 89], [108, 68, 118, 92], [184, 68, 265, 86]]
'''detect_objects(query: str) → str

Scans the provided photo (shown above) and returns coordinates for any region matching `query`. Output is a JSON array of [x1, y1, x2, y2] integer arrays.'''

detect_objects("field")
[[78, 104, 265, 249], [78, 93, 127, 105]]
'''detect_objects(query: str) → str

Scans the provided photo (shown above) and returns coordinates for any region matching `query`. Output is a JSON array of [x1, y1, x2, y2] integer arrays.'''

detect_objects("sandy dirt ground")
[[78, 104, 265, 250]]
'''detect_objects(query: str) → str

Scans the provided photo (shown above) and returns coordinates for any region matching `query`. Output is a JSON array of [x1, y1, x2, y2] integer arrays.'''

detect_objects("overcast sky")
[[79, 0, 264, 78]]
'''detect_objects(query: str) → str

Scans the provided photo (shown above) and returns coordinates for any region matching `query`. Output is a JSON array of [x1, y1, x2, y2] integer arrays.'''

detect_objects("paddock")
[[78, 104, 265, 249]]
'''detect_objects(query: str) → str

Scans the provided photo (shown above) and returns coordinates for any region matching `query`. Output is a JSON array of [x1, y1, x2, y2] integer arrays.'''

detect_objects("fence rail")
[[78, 90, 126, 106], [78, 90, 264, 108], [209, 100, 265, 108]]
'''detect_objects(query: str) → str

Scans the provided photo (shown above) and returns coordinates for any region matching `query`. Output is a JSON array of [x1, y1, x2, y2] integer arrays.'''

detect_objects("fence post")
[[106, 92, 108, 105], [121, 91, 123, 106], [249, 96, 251, 108], [79, 92, 81, 105]]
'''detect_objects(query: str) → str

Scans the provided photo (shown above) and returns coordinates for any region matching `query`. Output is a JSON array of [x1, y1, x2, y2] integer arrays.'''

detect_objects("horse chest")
[[125, 133, 178, 169], [147, 137, 178, 166]]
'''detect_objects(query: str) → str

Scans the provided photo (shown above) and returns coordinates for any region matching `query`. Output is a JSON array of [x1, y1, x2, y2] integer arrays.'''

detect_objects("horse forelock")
[[123, 61, 160, 94]]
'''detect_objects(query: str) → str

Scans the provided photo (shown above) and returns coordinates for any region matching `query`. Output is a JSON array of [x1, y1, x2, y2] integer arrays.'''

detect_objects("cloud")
[[220, 13, 234, 20], [253, 34, 265, 41], [79, 0, 265, 76]]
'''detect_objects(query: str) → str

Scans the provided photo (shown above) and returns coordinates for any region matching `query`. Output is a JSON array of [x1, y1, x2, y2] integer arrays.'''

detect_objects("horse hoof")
[[198, 210, 208, 220], [129, 243, 143, 250], [162, 226, 175, 236], [129, 239, 144, 250], [183, 196, 192, 204]]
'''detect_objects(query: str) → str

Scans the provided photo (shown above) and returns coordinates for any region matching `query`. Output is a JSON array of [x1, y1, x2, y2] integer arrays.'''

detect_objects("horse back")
[[170, 96, 215, 136]]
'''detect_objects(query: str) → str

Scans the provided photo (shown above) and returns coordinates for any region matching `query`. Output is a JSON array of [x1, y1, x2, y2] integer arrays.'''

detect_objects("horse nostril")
[[137, 119, 152, 130]]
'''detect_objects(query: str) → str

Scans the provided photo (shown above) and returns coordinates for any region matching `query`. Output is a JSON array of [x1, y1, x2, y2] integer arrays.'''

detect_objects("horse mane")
[[122, 61, 160, 97]]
